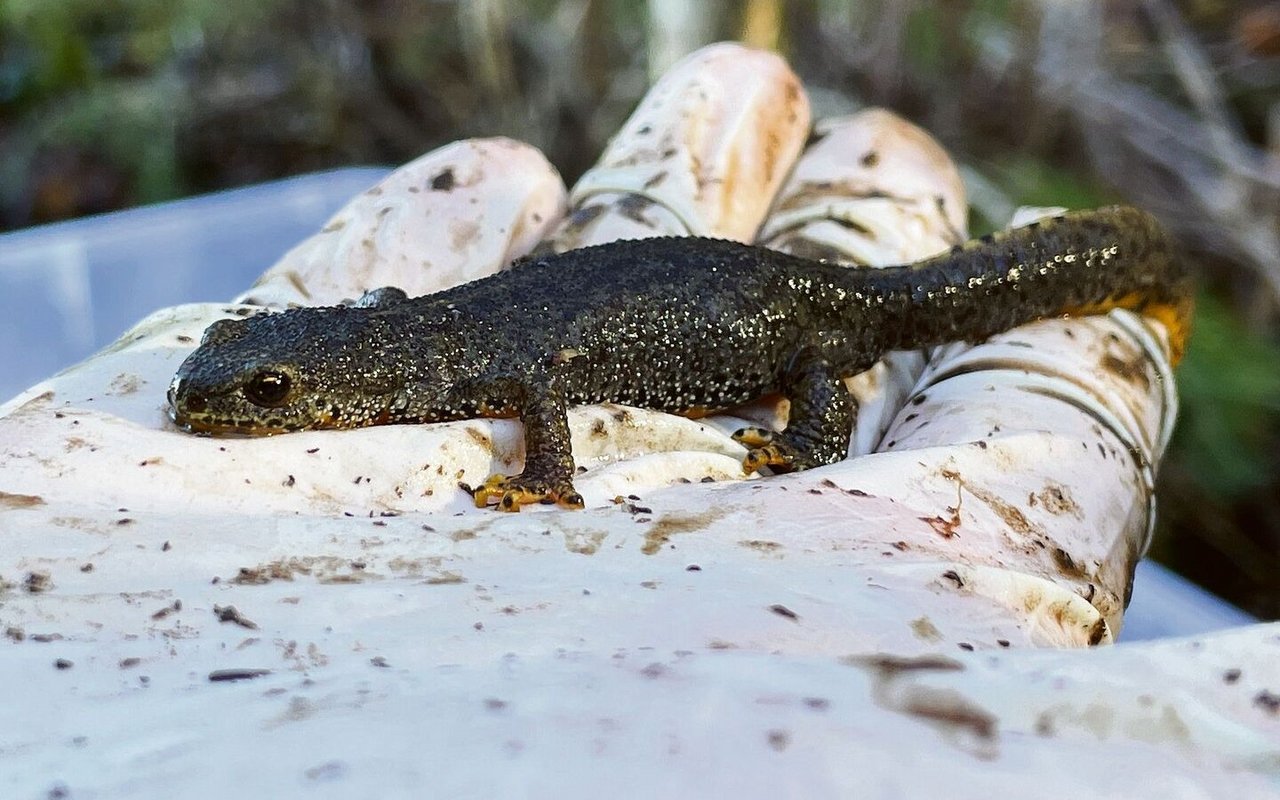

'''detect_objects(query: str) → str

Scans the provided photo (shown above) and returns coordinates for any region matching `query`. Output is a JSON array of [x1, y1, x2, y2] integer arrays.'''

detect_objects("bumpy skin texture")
[[169, 206, 1192, 511]]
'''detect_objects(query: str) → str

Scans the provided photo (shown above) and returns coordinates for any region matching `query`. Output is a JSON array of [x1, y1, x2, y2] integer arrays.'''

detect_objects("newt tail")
[[169, 205, 1192, 511], [870, 206, 1192, 363]]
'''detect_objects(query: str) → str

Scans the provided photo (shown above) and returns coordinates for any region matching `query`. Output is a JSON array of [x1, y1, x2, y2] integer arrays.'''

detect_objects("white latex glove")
[[2, 43, 1275, 799]]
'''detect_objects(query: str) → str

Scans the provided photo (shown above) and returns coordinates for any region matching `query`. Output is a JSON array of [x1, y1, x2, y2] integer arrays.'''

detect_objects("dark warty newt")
[[168, 206, 1192, 511]]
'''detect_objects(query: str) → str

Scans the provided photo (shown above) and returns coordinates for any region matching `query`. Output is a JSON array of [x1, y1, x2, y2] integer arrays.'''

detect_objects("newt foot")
[[733, 427, 799, 474], [472, 473, 585, 512]]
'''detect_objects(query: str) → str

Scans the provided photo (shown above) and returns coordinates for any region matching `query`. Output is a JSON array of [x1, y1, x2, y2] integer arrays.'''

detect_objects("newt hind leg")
[[734, 348, 855, 474]]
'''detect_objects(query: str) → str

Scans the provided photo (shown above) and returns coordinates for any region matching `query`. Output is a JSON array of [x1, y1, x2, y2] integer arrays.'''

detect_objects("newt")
[[168, 206, 1192, 511]]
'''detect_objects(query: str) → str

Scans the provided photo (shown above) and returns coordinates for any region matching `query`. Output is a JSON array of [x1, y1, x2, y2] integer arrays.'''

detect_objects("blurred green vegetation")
[[1176, 295, 1280, 499], [1, 0, 1277, 616]]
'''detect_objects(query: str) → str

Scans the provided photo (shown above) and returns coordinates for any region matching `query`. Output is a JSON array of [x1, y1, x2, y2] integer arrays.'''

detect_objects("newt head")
[[168, 306, 413, 437]]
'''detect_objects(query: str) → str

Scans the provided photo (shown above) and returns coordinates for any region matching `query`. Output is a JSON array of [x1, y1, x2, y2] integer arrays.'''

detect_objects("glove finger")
[[548, 42, 810, 250], [240, 138, 566, 307]]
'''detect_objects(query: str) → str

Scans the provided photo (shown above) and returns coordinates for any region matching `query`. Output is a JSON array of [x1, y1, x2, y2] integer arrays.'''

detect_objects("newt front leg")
[[468, 377, 584, 512]]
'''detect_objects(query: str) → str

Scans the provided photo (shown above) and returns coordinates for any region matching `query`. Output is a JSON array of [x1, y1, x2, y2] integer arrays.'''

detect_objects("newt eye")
[[243, 370, 292, 407]]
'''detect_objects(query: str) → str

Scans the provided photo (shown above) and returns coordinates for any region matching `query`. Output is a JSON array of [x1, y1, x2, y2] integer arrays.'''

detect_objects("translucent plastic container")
[[0, 168, 1254, 640]]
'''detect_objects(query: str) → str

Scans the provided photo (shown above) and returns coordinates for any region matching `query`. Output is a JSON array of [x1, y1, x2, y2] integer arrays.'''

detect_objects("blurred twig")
[[645, 0, 722, 79]]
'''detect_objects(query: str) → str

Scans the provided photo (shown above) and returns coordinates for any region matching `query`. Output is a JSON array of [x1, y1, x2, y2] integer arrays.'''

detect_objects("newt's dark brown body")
[[169, 206, 1192, 510]]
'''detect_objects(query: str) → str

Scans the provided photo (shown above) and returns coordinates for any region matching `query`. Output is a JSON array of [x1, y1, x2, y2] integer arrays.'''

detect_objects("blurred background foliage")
[[1, 0, 1276, 617]]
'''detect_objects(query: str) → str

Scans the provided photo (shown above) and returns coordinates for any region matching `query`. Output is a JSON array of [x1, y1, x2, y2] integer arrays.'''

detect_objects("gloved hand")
[[8, 43, 1266, 800]]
